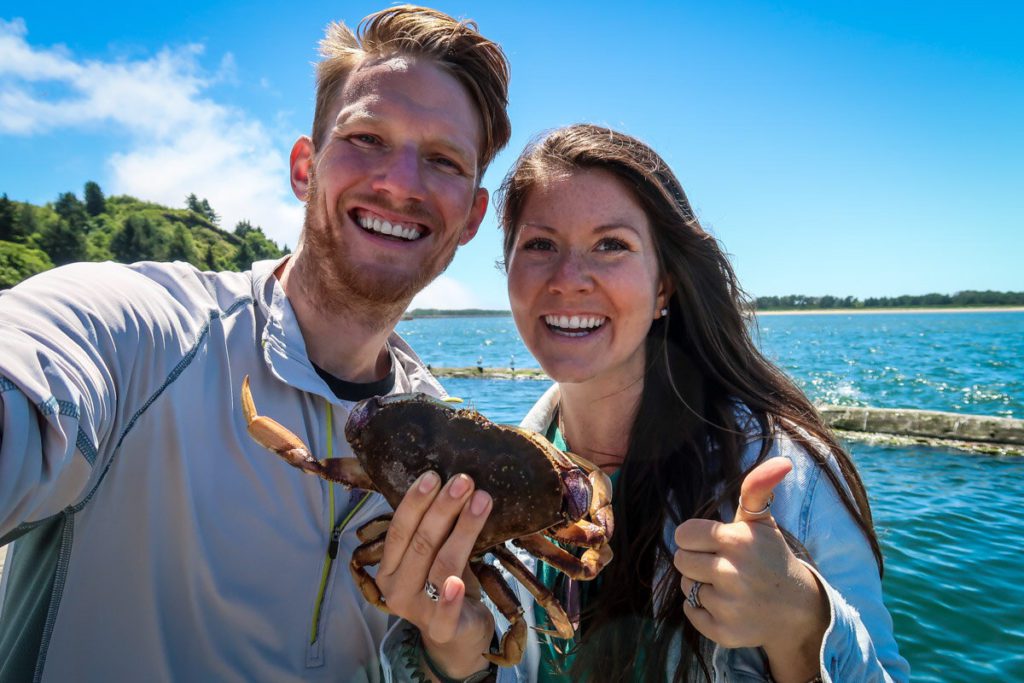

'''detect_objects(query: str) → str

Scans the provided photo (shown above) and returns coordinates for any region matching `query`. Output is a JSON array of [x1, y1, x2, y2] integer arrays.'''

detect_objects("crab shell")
[[345, 393, 591, 555]]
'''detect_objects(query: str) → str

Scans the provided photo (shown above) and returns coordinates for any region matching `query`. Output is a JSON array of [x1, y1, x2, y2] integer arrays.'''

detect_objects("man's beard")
[[296, 175, 462, 322]]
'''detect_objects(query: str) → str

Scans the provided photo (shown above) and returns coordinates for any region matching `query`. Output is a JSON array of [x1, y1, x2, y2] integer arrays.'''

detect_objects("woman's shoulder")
[[730, 401, 850, 533]]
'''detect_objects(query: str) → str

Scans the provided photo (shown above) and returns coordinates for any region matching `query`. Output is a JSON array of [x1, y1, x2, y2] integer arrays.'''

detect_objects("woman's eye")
[[522, 238, 555, 252], [596, 237, 630, 252]]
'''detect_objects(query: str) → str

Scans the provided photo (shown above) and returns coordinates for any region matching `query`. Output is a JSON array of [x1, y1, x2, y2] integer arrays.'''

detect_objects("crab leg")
[[356, 514, 392, 543], [513, 534, 612, 582], [490, 545, 574, 640], [549, 519, 609, 547], [349, 532, 390, 613], [472, 559, 528, 666], [240, 375, 374, 489]]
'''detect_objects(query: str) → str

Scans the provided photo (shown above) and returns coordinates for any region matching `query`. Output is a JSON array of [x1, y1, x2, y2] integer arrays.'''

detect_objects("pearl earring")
[[657, 307, 669, 319]]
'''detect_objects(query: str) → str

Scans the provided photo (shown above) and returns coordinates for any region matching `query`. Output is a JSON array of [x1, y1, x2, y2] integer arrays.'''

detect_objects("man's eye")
[[349, 134, 381, 147], [522, 238, 555, 251], [431, 156, 464, 174], [596, 238, 630, 251]]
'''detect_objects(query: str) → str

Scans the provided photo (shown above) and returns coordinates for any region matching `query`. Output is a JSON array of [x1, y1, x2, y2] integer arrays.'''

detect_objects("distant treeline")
[[406, 308, 511, 318], [753, 292, 1024, 310], [0, 183, 288, 289]]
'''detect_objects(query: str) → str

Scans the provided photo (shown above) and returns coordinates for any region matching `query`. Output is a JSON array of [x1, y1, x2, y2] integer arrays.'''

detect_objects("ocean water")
[[397, 311, 1024, 681]]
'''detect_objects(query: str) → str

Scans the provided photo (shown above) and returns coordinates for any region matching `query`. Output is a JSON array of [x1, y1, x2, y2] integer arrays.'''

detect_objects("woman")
[[494, 124, 909, 682]]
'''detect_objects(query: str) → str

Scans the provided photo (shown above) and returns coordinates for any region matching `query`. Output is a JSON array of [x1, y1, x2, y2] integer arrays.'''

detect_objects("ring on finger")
[[738, 492, 774, 517], [687, 580, 704, 609], [424, 580, 441, 602]]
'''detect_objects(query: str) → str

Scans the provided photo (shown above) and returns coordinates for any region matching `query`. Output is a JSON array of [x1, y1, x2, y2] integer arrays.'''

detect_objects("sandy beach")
[[754, 306, 1024, 316]]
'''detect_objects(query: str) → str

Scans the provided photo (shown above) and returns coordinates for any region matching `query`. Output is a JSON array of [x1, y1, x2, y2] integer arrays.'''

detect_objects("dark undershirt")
[[312, 360, 395, 402]]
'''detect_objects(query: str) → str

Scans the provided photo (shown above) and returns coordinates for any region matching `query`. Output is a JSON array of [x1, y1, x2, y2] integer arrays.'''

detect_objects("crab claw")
[[240, 375, 374, 489], [241, 375, 318, 469]]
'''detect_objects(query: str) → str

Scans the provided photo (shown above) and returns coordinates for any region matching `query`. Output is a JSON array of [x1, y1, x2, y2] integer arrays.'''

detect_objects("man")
[[0, 6, 510, 681]]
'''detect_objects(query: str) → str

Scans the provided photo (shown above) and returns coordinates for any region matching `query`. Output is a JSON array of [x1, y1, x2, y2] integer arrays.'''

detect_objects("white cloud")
[[0, 18, 302, 248], [409, 275, 482, 310]]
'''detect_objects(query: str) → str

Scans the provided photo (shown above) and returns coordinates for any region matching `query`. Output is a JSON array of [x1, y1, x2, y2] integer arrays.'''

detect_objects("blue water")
[[397, 311, 1024, 681]]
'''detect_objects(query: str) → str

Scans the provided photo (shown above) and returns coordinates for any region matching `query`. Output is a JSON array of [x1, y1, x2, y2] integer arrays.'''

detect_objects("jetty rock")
[[818, 405, 1024, 447]]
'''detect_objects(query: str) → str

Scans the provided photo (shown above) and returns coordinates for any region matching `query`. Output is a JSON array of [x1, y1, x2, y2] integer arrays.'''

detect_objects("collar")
[[249, 256, 446, 402]]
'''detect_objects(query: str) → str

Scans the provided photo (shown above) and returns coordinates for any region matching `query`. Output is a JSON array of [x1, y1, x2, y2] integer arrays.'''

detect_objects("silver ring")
[[424, 580, 441, 602], [687, 580, 703, 609], [738, 493, 774, 518]]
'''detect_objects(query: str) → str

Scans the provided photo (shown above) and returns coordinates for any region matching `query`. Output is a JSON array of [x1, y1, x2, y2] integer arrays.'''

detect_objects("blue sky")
[[1, 1, 1021, 309]]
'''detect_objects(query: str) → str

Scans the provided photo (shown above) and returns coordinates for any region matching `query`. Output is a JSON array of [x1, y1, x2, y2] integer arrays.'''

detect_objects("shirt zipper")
[[308, 401, 371, 646]]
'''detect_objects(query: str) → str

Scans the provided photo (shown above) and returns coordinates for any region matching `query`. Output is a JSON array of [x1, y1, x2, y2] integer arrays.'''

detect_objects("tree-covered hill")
[[0, 182, 289, 289]]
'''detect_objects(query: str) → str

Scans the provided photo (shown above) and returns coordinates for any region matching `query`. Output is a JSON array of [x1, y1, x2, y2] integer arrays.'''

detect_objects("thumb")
[[734, 456, 792, 523]]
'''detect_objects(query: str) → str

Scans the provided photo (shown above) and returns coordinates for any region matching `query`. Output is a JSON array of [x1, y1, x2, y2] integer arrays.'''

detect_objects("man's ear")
[[458, 187, 489, 246], [290, 136, 314, 201]]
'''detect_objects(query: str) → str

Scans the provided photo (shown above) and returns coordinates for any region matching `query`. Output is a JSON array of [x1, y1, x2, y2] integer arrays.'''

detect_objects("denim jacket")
[[382, 384, 910, 682]]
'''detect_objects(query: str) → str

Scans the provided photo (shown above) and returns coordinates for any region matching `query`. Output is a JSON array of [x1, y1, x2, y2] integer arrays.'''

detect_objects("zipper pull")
[[327, 527, 342, 560]]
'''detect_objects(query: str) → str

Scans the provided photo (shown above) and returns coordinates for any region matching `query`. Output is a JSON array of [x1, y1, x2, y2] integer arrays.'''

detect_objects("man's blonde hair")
[[312, 5, 511, 173]]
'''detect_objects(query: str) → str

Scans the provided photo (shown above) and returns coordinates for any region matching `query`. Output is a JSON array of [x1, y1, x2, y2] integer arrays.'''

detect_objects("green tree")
[[37, 216, 88, 266], [204, 243, 219, 270], [186, 193, 203, 213], [233, 229, 283, 269], [110, 215, 160, 263], [0, 241, 54, 289], [200, 198, 219, 225], [166, 224, 199, 264], [234, 219, 255, 237], [53, 192, 89, 232], [185, 194, 219, 225], [84, 181, 106, 216], [0, 194, 14, 241], [13, 203, 37, 240]]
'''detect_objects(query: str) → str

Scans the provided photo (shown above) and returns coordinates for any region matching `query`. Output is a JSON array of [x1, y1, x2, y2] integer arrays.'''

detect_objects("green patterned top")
[[533, 426, 623, 682]]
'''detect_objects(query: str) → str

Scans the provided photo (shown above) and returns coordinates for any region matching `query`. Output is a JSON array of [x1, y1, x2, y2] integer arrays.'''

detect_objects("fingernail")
[[443, 579, 460, 602], [418, 471, 439, 493], [470, 490, 491, 516], [448, 474, 471, 499]]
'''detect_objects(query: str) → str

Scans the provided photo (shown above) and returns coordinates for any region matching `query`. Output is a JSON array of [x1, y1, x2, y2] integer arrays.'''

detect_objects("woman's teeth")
[[357, 214, 423, 241], [544, 315, 606, 336]]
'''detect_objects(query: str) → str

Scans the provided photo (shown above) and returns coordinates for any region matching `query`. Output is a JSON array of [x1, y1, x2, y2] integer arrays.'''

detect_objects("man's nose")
[[371, 146, 426, 201], [547, 252, 594, 294]]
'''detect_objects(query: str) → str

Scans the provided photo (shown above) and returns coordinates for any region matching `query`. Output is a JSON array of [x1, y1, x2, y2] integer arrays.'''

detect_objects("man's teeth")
[[544, 315, 606, 330], [357, 214, 422, 241]]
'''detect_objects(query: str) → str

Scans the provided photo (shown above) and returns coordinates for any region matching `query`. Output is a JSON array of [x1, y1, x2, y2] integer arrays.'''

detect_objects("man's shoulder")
[[125, 261, 254, 308]]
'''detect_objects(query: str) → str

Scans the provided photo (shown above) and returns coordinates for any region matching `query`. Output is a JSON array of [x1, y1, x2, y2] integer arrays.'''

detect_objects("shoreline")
[[754, 306, 1024, 316], [403, 307, 1024, 320]]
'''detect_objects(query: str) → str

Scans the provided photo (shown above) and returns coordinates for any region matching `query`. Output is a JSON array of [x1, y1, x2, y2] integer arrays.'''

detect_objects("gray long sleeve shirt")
[[0, 258, 443, 682]]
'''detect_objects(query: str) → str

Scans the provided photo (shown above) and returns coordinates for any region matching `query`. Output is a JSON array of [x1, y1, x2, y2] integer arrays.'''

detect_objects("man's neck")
[[275, 256, 405, 384]]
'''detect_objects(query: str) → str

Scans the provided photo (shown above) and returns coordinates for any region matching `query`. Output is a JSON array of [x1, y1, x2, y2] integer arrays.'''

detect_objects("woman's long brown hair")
[[498, 124, 882, 682]]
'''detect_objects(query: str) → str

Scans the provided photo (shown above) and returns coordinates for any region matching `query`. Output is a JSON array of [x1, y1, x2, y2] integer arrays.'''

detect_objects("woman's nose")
[[547, 251, 594, 294]]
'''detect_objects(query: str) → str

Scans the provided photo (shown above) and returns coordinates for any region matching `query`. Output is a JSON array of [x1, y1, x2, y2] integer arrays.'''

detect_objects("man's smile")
[[353, 208, 427, 242]]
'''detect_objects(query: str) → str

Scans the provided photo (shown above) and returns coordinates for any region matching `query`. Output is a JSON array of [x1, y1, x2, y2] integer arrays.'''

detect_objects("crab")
[[240, 376, 613, 666]]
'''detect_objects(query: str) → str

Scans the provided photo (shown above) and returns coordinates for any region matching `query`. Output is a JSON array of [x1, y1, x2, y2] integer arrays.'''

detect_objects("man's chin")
[[335, 267, 431, 310]]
